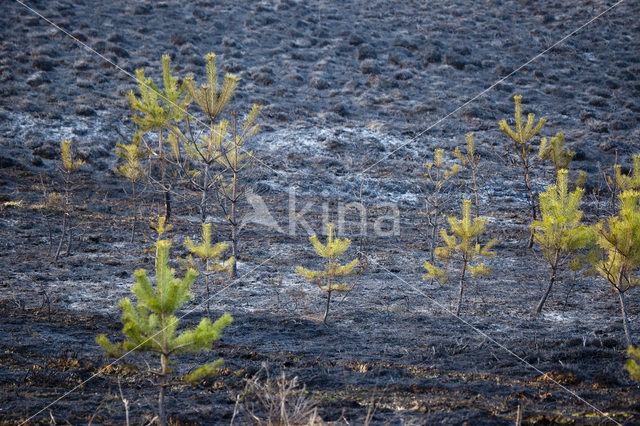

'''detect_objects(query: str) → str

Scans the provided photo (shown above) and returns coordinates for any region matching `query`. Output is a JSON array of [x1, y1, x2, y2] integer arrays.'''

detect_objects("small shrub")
[[232, 366, 324, 426], [625, 345, 640, 381]]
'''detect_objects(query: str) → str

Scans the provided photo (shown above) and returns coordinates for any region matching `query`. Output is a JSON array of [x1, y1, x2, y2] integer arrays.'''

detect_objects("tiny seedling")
[[55, 139, 85, 262], [499, 94, 546, 247], [530, 169, 592, 315], [97, 239, 232, 426], [184, 222, 235, 315], [424, 199, 497, 316], [295, 223, 361, 323]]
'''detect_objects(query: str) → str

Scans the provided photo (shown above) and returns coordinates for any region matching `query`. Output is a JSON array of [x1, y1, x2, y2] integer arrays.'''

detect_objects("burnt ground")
[[2, 0, 640, 424]]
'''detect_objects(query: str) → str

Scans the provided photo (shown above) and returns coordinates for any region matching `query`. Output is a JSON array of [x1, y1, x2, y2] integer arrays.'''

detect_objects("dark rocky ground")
[[2, 0, 640, 424]]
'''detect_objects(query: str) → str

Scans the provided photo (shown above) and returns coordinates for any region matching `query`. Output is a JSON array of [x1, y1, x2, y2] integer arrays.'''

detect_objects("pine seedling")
[[55, 139, 85, 262], [424, 148, 461, 262], [499, 94, 547, 247], [116, 132, 147, 242], [424, 199, 497, 316], [184, 223, 235, 315], [127, 54, 190, 222], [295, 223, 361, 323], [454, 133, 481, 223], [625, 345, 640, 381], [538, 131, 586, 188], [591, 190, 640, 346], [531, 169, 592, 315], [179, 53, 241, 223], [96, 239, 233, 426]]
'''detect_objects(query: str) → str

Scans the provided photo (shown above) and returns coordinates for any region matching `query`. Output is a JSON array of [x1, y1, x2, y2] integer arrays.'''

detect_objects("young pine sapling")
[[295, 223, 361, 323], [424, 148, 460, 262], [212, 106, 262, 278], [530, 169, 592, 315], [127, 54, 189, 222], [184, 223, 235, 315], [499, 94, 547, 247], [591, 190, 640, 346], [97, 239, 233, 426], [180, 53, 240, 223], [424, 199, 497, 316], [55, 139, 85, 262], [116, 132, 146, 242]]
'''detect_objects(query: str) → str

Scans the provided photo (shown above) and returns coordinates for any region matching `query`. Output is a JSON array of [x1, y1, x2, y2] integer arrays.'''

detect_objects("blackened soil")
[[2, 0, 640, 424]]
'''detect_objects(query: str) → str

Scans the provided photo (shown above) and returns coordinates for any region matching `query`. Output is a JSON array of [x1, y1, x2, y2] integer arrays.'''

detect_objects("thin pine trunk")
[[617, 274, 633, 346], [159, 353, 168, 426], [535, 250, 560, 315], [54, 213, 66, 262], [205, 259, 210, 316], [456, 260, 467, 316], [524, 164, 537, 248], [158, 132, 171, 223], [200, 163, 209, 224], [130, 181, 136, 243], [323, 288, 332, 324]]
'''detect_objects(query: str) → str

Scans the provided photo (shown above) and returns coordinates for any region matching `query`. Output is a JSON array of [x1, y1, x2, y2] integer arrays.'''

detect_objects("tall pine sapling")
[[424, 148, 460, 262], [499, 94, 546, 247], [55, 139, 85, 262], [213, 106, 262, 278], [180, 53, 240, 223], [97, 239, 233, 426], [530, 169, 592, 315], [295, 223, 361, 323], [116, 132, 146, 242], [424, 200, 497, 316], [591, 190, 640, 346], [128, 54, 190, 222], [184, 223, 235, 315]]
